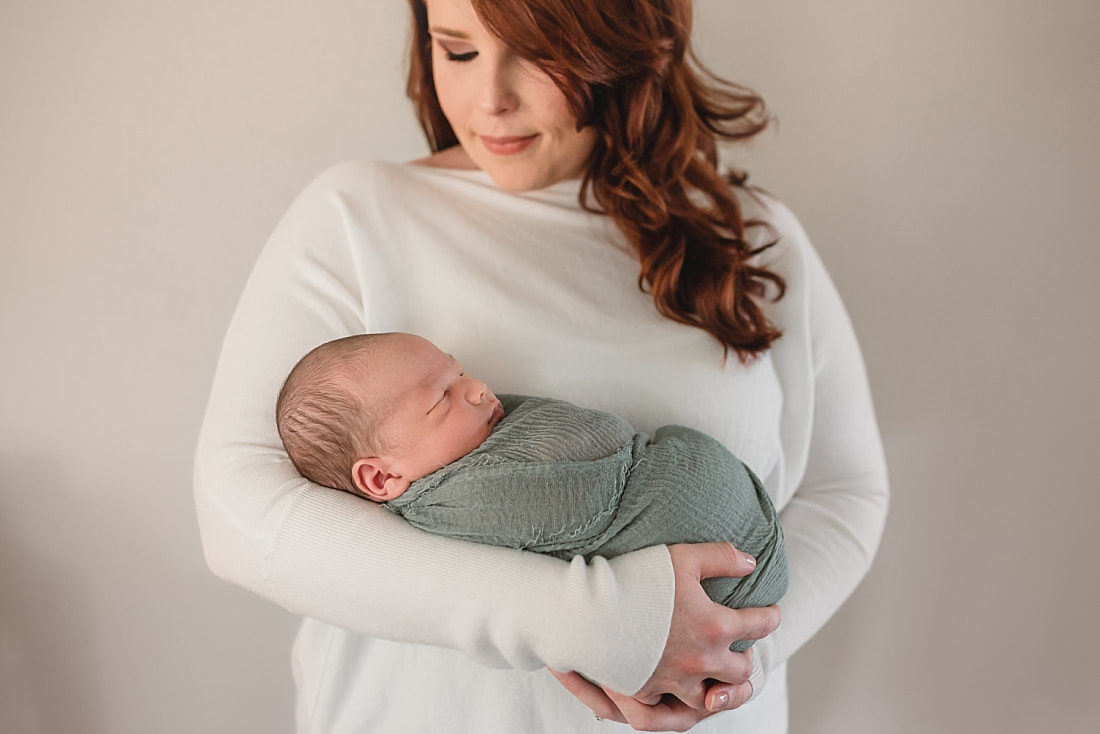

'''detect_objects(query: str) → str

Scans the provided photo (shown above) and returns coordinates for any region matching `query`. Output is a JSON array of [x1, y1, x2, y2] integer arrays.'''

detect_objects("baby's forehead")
[[391, 333, 448, 359], [343, 346, 421, 396], [341, 334, 457, 398]]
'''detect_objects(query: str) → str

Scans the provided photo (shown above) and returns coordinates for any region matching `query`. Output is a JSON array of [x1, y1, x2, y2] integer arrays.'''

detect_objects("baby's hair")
[[276, 333, 398, 493]]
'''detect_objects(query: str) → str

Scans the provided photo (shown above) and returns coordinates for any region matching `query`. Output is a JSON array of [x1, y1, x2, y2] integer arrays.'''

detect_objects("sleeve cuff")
[[566, 545, 676, 695]]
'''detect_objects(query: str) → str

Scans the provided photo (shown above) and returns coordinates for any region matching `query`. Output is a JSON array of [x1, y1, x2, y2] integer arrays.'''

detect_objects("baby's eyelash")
[[429, 391, 449, 414]]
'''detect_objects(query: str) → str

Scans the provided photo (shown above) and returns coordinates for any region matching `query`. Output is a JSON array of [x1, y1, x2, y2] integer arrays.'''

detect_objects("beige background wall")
[[2, 1, 1097, 732]]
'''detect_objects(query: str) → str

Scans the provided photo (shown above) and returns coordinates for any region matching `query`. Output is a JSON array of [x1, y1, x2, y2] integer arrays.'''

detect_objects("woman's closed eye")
[[438, 43, 478, 62]]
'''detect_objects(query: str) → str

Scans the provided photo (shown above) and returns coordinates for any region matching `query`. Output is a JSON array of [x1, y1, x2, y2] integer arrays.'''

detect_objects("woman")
[[194, 0, 889, 731]]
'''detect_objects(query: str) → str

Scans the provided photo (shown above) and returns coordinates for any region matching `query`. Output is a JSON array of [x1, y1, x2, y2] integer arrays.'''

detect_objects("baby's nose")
[[464, 378, 488, 404]]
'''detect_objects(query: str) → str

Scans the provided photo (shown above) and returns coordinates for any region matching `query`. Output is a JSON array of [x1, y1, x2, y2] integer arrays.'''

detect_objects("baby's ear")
[[351, 458, 408, 502]]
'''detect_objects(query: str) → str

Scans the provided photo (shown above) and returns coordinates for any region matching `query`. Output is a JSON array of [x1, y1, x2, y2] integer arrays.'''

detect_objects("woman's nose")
[[479, 60, 519, 115]]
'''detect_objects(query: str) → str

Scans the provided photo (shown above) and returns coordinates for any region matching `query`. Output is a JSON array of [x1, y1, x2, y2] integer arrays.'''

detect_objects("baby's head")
[[276, 332, 504, 502]]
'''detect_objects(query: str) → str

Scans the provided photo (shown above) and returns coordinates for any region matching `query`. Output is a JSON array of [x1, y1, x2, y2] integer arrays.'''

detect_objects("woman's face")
[[423, 0, 598, 191]]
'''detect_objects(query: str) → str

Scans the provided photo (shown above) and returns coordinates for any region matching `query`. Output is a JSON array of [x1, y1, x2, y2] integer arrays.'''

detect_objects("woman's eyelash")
[[446, 49, 478, 62]]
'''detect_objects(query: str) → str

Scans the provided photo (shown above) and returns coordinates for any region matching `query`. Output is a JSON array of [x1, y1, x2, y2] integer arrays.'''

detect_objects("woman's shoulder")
[[281, 158, 494, 225], [727, 187, 813, 280], [300, 158, 416, 192], [309, 154, 499, 199]]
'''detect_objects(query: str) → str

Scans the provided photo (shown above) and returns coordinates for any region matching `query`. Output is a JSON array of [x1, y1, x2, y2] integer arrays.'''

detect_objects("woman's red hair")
[[406, 0, 785, 361]]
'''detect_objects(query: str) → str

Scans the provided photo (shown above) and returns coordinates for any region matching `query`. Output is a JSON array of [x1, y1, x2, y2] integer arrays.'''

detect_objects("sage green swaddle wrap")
[[385, 395, 787, 651]]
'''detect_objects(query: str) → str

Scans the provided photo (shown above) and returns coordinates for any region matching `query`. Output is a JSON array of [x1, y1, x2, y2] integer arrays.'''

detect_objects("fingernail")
[[745, 554, 756, 567], [709, 691, 730, 711]]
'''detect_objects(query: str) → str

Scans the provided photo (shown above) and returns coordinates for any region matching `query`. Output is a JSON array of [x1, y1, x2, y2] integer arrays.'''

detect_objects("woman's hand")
[[551, 542, 781, 731], [638, 543, 780, 708], [550, 668, 743, 731]]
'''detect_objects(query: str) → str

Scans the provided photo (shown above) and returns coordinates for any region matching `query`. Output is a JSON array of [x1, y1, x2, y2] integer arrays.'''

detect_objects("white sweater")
[[194, 160, 888, 733]]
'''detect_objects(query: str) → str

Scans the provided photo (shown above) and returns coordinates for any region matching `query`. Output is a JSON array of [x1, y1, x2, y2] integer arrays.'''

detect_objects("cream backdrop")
[[2, 1, 1098, 732]]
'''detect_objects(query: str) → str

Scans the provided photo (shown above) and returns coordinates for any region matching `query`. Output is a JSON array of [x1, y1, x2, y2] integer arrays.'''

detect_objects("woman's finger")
[[729, 605, 782, 643], [640, 650, 751, 712], [603, 687, 711, 733], [689, 541, 759, 581], [704, 679, 753, 713], [548, 670, 628, 724]]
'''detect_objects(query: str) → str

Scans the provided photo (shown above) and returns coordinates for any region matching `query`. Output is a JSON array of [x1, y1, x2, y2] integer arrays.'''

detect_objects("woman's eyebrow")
[[428, 26, 471, 40]]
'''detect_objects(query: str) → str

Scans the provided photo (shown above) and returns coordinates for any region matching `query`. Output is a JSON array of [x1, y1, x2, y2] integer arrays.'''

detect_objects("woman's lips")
[[480, 134, 538, 156]]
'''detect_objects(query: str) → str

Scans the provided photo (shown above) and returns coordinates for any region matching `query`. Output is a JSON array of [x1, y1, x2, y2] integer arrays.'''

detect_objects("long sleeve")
[[192, 162, 675, 694], [748, 201, 891, 692], [194, 159, 888, 731]]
